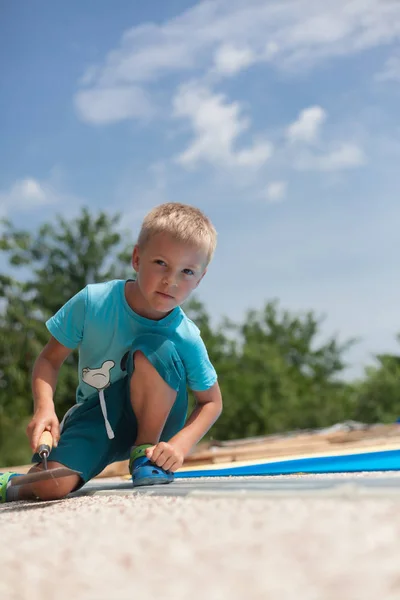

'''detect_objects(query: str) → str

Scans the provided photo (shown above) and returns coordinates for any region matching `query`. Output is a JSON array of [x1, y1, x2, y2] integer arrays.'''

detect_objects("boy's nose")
[[162, 278, 178, 288]]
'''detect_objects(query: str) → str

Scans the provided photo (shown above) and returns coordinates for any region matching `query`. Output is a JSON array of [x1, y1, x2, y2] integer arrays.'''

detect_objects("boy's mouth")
[[156, 291, 174, 299]]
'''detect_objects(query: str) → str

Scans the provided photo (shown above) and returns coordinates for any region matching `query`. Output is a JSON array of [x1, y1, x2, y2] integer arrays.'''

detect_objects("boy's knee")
[[29, 462, 81, 501]]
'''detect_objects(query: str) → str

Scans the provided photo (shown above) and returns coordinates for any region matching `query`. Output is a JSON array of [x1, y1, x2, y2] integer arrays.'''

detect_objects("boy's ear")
[[132, 245, 140, 271]]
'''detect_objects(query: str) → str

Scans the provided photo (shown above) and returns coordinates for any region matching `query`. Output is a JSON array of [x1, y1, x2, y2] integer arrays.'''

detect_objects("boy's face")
[[131, 232, 208, 318]]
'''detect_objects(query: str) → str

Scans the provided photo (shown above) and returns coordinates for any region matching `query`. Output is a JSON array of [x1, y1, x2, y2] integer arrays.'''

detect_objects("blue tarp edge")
[[175, 449, 400, 478]]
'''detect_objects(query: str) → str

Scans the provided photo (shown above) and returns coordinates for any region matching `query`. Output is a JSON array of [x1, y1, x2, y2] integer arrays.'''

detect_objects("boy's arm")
[[169, 382, 223, 456], [146, 381, 223, 471], [27, 336, 72, 451]]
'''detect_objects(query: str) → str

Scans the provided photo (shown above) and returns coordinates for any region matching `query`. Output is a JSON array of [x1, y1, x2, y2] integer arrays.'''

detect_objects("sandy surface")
[[1, 474, 400, 600]]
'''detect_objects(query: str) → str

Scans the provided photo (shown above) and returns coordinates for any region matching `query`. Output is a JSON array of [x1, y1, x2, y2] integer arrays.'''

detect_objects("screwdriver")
[[37, 431, 53, 470]]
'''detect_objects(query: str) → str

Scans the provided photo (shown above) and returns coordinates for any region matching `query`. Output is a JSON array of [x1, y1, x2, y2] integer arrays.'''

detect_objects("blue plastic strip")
[[176, 449, 400, 478]]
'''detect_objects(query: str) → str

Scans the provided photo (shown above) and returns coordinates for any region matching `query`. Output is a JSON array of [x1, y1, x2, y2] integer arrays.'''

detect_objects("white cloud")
[[173, 83, 273, 168], [213, 44, 255, 75], [284, 106, 366, 172], [376, 53, 400, 82], [75, 0, 400, 124], [74, 86, 152, 124], [235, 143, 273, 167], [286, 106, 327, 144], [265, 181, 287, 202], [296, 142, 366, 171], [0, 175, 83, 218], [18, 179, 47, 203], [318, 143, 366, 171], [0, 178, 56, 216]]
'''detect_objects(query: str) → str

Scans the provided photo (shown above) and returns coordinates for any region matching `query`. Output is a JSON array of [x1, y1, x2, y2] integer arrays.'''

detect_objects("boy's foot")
[[129, 445, 174, 487], [0, 472, 20, 503]]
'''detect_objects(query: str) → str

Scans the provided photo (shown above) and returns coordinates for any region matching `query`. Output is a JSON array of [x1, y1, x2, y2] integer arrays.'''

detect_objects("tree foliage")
[[0, 210, 132, 464], [352, 346, 400, 424]]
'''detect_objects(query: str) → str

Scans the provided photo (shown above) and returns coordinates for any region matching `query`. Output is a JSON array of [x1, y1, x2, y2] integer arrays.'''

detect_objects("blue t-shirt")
[[46, 279, 217, 404]]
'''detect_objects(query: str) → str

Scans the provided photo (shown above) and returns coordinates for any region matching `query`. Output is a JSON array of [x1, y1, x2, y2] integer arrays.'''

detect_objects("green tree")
[[353, 339, 400, 423], [0, 209, 133, 464], [198, 301, 355, 440], [1, 208, 132, 315]]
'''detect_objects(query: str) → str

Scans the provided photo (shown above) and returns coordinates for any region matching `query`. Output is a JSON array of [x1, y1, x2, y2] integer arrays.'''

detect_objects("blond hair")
[[137, 202, 217, 265]]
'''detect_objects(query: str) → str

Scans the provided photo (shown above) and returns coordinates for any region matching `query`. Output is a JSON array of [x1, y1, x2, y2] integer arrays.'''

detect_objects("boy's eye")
[[155, 260, 166, 266], [183, 269, 194, 276]]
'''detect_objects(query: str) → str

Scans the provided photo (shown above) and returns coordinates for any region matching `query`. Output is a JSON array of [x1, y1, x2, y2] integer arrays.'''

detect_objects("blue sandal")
[[129, 445, 174, 487]]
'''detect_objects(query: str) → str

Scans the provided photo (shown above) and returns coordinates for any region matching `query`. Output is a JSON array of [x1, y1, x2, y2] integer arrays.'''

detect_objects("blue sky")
[[1, 0, 400, 379]]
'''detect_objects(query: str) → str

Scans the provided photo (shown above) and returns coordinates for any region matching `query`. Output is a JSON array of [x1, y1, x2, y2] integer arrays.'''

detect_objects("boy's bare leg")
[[11, 461, 80, 502], [130, 351, 177, 446]]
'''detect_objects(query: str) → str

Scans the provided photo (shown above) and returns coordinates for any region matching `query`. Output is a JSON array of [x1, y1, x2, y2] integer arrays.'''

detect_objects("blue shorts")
[[32, 334, 188, 487]]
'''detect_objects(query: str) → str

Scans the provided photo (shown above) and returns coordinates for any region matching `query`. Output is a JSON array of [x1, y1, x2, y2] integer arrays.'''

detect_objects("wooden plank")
[[3, 424, 399, 478]]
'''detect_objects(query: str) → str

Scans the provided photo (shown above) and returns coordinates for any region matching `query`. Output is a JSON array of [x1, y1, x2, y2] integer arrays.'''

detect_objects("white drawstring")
[[99, 389, 115, 439]]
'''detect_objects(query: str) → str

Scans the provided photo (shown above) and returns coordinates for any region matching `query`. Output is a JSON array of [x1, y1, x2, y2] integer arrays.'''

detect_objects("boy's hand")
[[145, 442, 184, 472], [26, 410, 60, 452]]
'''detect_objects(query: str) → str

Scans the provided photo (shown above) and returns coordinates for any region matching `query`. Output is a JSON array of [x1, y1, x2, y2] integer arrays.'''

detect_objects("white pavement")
[[74, 471, 400, 499], [1, 472, 400, 600]]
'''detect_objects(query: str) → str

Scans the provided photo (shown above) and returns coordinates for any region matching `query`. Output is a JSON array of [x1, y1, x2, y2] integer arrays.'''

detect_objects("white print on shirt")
[[82, 360, 115, 391], [82, 360, 116, 440]]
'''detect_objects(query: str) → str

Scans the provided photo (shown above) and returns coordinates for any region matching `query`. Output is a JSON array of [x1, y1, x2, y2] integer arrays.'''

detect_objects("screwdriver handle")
[[37, 430, 53, 457]]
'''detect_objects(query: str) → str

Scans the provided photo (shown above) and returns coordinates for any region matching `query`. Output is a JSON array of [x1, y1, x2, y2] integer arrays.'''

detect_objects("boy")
[[1, 202, 222, 503]]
